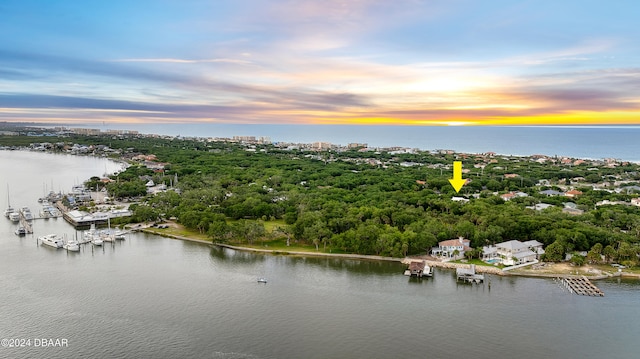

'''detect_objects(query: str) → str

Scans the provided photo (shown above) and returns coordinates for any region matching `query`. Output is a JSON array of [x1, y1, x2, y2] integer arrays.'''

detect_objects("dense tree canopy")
[[5, 131, 639, 264]]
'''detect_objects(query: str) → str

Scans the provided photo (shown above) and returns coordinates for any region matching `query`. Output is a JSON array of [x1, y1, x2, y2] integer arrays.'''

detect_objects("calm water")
[[1, 151, 640, 359], [64, 123, 640, 162]]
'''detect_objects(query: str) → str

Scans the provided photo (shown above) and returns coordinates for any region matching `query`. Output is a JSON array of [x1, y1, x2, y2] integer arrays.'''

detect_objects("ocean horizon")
[[38, 123, 640, 162]]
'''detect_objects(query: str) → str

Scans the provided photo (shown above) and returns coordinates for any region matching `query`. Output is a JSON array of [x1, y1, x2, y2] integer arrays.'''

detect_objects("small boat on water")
[[4, 206, 14, 218], [114, 230, 126, 240], [40, 206, 51, 218], [40, 204, 61, 218], [257, 278, 268, 283], [63, 240, 80, 252], [14, 226, 26, 236], [9, 212, 20, 222], [39, 234, 64, 248]]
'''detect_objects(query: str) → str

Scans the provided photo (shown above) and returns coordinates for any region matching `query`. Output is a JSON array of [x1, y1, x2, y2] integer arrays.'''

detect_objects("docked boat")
[[14, 226, 26, 236], [63, 240, 80, 252], [20, 207, 33, 221], [9, 211, 20, 222], [114, 230, 126, 240], [39, 234, 64, 248], [101, 231, 115, 242], [40, 206, 51, 218], [82, 224, 103, 245], [4, 185, 15, 218]]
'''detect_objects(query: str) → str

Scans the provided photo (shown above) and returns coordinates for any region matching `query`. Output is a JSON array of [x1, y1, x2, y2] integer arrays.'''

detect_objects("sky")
[[2, 0, 640, 126]]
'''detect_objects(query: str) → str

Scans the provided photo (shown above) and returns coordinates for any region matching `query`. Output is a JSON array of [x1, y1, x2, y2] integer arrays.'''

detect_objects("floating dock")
[[560, 276, 604, 297]]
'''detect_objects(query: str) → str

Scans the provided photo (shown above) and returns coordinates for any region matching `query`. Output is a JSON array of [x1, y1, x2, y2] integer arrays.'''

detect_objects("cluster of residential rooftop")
[[5, 126, 640, 206], [431, 236, 545, 266]]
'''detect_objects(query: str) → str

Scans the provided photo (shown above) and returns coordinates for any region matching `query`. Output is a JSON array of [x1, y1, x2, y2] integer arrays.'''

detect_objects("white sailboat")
[[4, 184, 15, 219]]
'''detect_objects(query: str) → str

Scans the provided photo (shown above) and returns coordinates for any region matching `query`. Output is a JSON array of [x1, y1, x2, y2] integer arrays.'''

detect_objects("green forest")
[[3, 131, 640, 266]]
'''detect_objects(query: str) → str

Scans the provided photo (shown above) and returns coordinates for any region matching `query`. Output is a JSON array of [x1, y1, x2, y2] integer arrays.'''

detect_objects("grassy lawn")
[[451, 258, 502, 268], [238, 237, 350, 254], [225, 218, 286, 233], [143, 225, 212, 242]]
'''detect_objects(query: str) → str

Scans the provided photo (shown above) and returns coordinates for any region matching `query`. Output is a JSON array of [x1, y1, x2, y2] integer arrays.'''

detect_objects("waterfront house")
[[482, 240, 538, 266], [522, 240, 545, 259], [432, 237, 471, 259]]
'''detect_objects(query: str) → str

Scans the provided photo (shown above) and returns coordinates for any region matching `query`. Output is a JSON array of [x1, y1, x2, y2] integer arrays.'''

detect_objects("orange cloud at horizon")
[[312, 110, 640, 126]]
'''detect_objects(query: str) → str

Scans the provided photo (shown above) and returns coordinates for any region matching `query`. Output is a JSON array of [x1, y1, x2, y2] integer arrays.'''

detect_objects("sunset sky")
[[2, 0, 640, 126]]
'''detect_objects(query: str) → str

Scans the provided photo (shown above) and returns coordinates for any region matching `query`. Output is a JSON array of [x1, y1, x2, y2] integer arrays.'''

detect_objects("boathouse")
[[404, 260, 433, 278], [456, 264, 484, 283]]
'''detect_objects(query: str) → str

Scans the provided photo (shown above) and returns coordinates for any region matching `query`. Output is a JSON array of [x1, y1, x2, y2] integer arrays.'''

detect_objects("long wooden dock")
[[19, 213, 33, 234], [561, 276, 604, 297]]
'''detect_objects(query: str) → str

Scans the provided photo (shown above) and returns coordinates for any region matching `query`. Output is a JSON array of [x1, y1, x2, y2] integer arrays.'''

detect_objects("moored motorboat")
[[63, 240, 80, 252], [114, 230, 126, 240], [39, 234, 64, 248], [15, 226, 26, 236], [4, 206, 14, 218], [9, 211, 20, 222]]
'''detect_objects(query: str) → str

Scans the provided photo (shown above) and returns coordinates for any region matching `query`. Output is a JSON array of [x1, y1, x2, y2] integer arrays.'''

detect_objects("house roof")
[[513, 249, 537, 259], [526, 203, 554, 211], [496, 240, 528, 251], [482, 246, 497, 255], [522, 240, 543, 248], [439, 238, 470, 247], [540, 189, 564, 196]]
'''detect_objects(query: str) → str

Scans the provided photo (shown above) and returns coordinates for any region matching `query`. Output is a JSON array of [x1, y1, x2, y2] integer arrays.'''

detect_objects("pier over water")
[[561, 276, 604, 296]]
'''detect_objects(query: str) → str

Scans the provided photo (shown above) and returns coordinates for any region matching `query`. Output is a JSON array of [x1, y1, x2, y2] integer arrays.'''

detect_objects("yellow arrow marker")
[[448, 161, 466, 193]]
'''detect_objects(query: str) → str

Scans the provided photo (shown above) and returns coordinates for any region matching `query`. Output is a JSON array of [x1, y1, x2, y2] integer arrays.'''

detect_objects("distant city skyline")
[[2, 0, 640, 126]]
